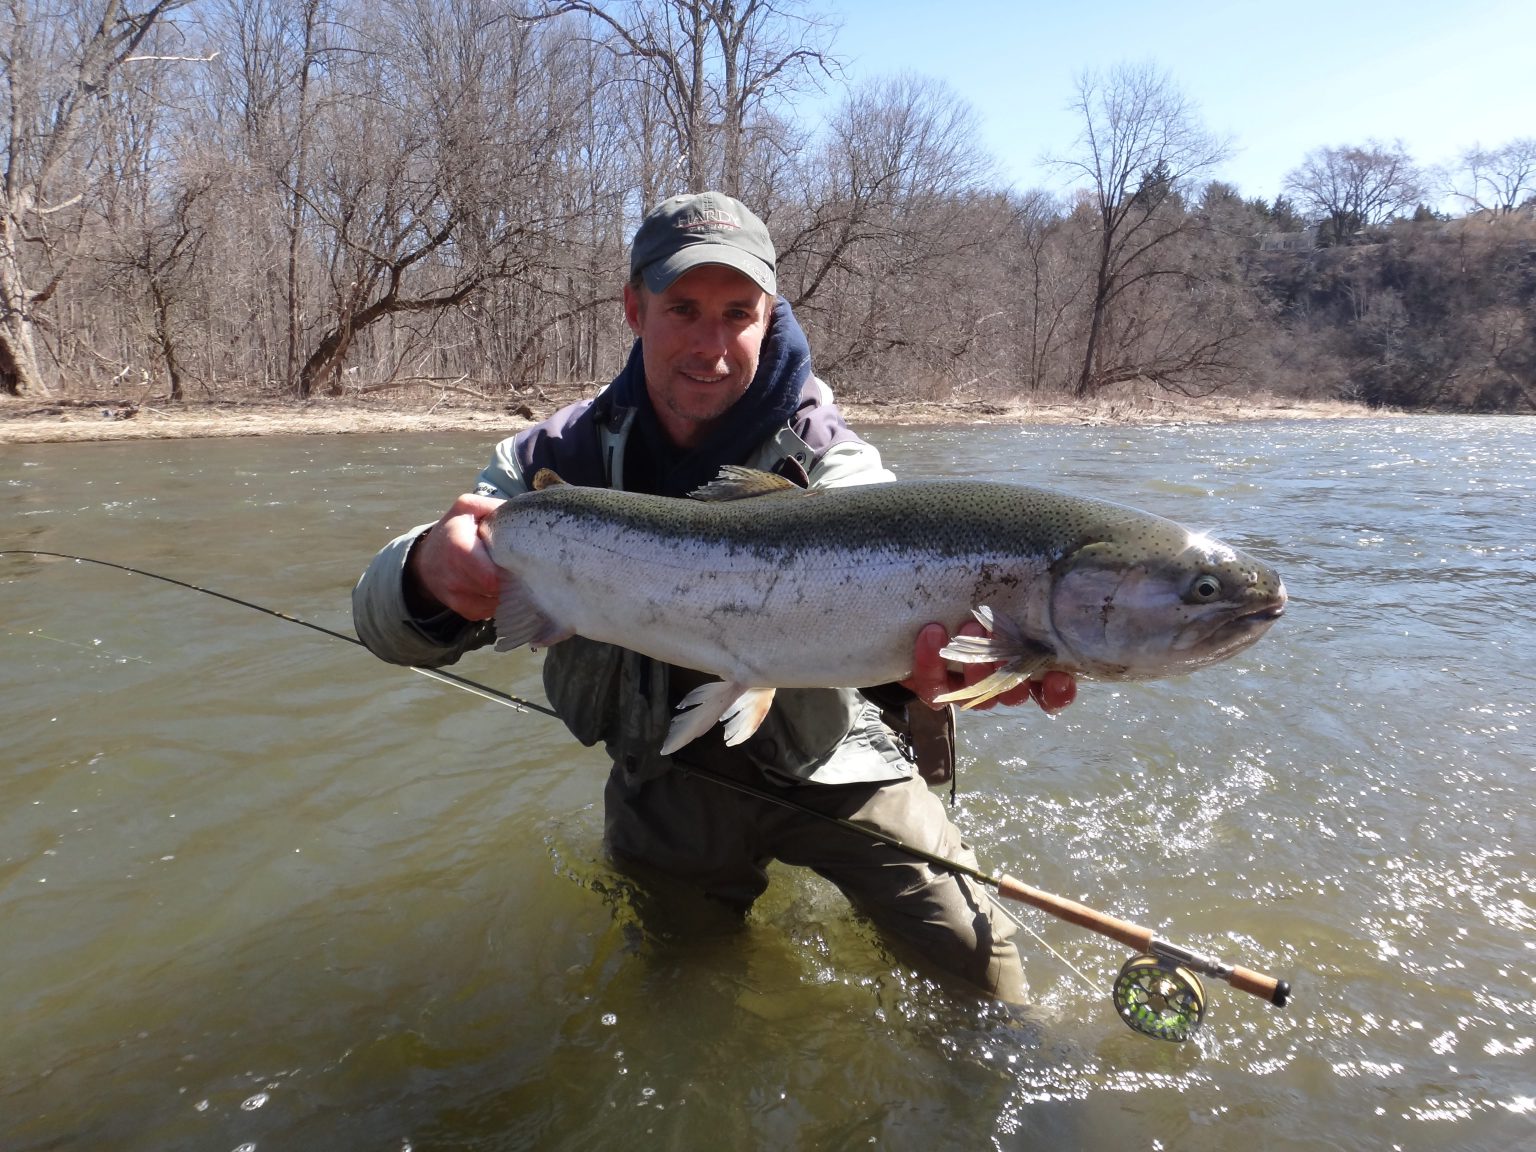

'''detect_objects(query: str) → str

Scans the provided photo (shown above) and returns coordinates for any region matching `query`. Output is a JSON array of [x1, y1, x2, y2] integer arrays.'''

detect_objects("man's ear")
[[622, 282, 644, 336]]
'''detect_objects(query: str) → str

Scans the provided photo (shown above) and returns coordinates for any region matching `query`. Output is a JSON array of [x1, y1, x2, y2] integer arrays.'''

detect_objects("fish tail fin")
[[493, 571, 573, 652]]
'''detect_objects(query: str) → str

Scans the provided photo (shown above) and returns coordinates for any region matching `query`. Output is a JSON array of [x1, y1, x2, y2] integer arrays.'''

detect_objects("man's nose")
[[690, 318, 730, 359]]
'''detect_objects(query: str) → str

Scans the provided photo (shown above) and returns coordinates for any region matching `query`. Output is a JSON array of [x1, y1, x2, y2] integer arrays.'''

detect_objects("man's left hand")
[[901, 621, 1077, 713]]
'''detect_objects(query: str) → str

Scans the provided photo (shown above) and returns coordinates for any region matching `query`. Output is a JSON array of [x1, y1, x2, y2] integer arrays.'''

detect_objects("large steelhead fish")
[[486, 467, 1286, 755]]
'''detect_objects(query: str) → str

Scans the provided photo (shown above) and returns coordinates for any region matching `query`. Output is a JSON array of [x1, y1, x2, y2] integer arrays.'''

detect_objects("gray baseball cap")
[[629, 191, 776, 296]]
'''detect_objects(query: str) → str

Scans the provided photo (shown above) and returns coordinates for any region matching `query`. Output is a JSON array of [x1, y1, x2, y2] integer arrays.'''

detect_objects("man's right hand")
[[902, 621, 1077, 713], [404, 493, 506, 621]]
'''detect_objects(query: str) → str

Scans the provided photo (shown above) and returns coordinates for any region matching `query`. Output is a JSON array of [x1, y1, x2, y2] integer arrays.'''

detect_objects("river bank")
[[0, 386, 1383, 445]]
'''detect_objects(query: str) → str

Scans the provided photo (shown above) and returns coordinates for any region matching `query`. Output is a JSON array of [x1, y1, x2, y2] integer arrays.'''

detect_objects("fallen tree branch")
[[354, 376, 492, 401]]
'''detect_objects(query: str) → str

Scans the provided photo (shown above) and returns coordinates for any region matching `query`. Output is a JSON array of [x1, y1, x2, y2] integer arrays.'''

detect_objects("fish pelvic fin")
[[660, 680, 777, 755], [934, 605, 1054, 709], [688, 465, 806, 502], [492, 571, 573, 653], [721, 687, 777, 746]]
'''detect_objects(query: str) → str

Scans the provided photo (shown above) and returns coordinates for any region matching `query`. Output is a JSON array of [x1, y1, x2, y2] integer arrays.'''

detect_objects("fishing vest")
[[511, 379, 917, 787]]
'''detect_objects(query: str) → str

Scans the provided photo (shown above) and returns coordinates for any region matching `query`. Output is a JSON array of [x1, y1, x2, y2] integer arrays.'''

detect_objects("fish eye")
[[1189, 574, 1223, 602]]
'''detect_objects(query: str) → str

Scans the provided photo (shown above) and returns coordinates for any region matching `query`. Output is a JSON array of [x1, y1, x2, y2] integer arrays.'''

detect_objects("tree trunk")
[[297, 275, 481, 398], [0, 222, 49, 396], [149, 278, 184, 401], [286, 0, 321, 394], [1075, 227, 1113, 398], [0, 325, 48, 396], [298, 319, 355, 398]]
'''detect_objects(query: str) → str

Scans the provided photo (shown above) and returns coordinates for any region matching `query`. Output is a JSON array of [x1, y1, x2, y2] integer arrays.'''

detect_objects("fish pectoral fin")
[[937, 605, 1039, 664], [492, 572, 573, 652], [688, 465, 806, 502], [661, 681, 776, 755], [934, 661, 1049, 709], [934, 606, 1054, 709]]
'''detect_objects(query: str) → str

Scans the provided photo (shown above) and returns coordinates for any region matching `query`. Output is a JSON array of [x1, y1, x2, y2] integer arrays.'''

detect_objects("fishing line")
[[0, 549, 556, 717], [3, 548, 1291, 1040], [2, 624, 155, 664]]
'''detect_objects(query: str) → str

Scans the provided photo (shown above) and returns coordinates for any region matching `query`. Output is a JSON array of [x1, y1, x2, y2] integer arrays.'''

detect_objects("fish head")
[[1048, 529, 1286, 679]]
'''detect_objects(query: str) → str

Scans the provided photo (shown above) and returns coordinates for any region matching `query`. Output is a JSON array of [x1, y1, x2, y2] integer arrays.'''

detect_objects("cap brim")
[[640, 244, 776, 297]]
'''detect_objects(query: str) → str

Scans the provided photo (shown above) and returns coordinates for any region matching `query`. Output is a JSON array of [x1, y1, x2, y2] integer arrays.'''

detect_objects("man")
[[353, 191, 1075, 1003]]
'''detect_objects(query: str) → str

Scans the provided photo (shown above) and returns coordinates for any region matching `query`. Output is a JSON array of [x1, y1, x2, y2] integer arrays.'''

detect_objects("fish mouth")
[[1242, 602, 1285, 624], [1238, 582, 1287, 627]]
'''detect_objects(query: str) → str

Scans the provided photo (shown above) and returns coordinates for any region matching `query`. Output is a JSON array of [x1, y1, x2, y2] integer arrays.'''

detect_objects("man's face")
[[623, 263, 772, 449]]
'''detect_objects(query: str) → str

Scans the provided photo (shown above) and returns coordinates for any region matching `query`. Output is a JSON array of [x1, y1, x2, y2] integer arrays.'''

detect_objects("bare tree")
[[538, 0, 833, 196], [454, 9, 633, 388], [1, 0, 194, 396], [1283, 140, 1423, 245], [95, 45, 217, 402], [282, 0, 321, 391], [1450, 138, 1536, 216], [1000, 187, 1081, 394], [776, 74, 1002, 395], [285, 0, 625, 397], [1049, 63, 1235, 397]]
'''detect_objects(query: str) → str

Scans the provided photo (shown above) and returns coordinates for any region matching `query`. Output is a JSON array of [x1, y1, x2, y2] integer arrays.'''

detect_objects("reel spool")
[[1113, 954, 1207, 1042]]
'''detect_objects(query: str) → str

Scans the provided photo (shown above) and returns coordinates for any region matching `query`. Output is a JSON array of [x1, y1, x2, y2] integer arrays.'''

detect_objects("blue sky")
[[818, 0, 1535, 205]]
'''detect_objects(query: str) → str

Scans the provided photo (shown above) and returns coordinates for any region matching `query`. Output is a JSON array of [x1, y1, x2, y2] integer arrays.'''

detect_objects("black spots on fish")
[[978, 562, 1022, 592], [515, 479, 1217, 580]]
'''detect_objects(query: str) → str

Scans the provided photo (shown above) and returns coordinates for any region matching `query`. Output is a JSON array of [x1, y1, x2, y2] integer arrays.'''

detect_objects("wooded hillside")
[[3, 1, 1533, 412]]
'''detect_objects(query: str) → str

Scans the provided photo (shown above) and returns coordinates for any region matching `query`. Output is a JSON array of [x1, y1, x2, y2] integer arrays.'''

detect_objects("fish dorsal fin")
[[531, 468, 567, 491], [689, 465, 806, 502]]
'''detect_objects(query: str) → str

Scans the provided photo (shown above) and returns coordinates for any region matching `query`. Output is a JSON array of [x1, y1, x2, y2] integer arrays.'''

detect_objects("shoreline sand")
[[0, 389, 1390, 445]]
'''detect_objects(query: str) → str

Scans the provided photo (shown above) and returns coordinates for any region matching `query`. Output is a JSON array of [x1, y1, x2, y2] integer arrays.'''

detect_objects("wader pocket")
[[542, 636, 624, 746]]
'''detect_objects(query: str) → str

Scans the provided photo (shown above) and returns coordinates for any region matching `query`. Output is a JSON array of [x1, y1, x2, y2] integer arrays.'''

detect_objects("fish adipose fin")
[[934, 605, 1054, 709], [661, 680, 778, 756], [689, 466, 806, 502], [493, 571, 574, 653]]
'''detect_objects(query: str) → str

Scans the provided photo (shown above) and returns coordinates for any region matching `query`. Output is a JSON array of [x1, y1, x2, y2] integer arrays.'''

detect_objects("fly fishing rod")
[[2, 549, 1291, 1041], [668, 757, 1289, 1041]]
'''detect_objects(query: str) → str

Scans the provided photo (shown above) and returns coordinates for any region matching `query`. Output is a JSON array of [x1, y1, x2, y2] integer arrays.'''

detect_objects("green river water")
[[2, 416, 1532, 1151]]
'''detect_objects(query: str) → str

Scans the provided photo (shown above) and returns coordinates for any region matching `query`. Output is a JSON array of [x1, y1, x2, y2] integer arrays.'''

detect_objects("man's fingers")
[[450, 492, 505, 523], [412, 493, 506, 620], [903, 621, 1078, 713], [902, 622, 952, 708], [953, 620, 1033, 705], [1032, 671, 1078, 712], [991, 682, 1037, 708]]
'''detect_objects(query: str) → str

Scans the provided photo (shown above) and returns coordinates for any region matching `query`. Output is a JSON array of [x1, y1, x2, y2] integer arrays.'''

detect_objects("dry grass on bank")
[[0, 383, 1386, 446]]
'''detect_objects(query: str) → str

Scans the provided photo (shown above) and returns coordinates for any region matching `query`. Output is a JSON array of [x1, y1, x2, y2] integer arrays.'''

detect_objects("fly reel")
[[1112, 953, 1207, 1042]]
